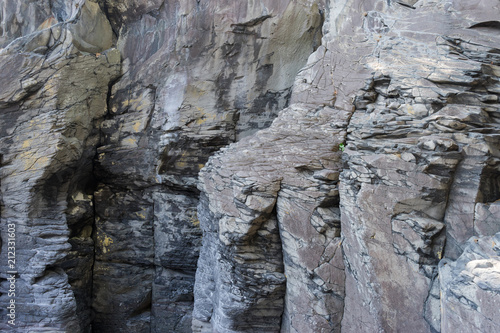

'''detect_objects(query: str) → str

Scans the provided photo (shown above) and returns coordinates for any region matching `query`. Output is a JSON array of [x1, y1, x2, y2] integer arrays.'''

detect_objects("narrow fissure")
[[88, 67, 123, 331], [337, 88, 357, 333]]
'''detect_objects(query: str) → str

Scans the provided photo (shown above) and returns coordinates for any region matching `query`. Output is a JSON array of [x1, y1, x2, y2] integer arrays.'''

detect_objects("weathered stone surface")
[[195, 0, 500, 332], [69, 1, 114, 53], [192, 1, 349, 328], [151, 191, 201, 332], [91, 0, 326, 331], [339, 1, 500, 332], [0, 0, 53, 48], [440, 233, 500, 332], [92, 262, 154, 332], [1, 0, 499, 332], [0, 1, 120, 331]]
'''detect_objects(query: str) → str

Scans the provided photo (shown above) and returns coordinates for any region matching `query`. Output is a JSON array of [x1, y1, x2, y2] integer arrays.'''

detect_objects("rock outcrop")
[[0, 1, 120, 331], [340, 1, 500, 329], [0, 0, 499, 332], [440, 233, 500, 333], [2, 0, 325, 332], [91, 0, 324, 331], [193, 0, 500, 332]]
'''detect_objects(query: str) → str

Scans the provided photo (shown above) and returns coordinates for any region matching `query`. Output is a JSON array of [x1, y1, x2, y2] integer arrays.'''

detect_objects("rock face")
[[91, 0, 323, 331], [0, 1, 120, 331], [193, 102, 347, 332], [338, 1, 500, 331], [193, 0, 500, 332], [0, 0, 499, 333], [1, 0, 324, 332], [440, 233, 500, 333]]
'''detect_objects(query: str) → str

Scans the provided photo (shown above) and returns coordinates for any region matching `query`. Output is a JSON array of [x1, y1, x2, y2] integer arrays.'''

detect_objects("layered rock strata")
[[0, 1, 119, 331], [0, 0, 499, 332], [91, 0, 324, 331], [1, 0, 325, 331], [194, 0, 500, 332], [341, 1, 500, 331]]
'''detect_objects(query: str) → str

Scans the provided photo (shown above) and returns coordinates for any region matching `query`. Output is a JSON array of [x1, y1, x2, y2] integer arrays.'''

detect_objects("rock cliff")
[[0, 0, 499, 332]]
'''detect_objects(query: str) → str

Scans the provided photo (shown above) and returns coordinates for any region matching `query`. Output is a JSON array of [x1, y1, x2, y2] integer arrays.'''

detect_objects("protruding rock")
[[69, 1, 113, 53], [440, 233, 500, 333]]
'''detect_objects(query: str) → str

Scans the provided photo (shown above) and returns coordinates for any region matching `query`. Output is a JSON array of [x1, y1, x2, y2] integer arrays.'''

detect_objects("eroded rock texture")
[[194, 0, 500, 332], [1, 0, 324, 332], [91, 0, 324, 331], [0, 1, 119, 331], [340, 1, 500, 332], [0, 0, 499, 332]]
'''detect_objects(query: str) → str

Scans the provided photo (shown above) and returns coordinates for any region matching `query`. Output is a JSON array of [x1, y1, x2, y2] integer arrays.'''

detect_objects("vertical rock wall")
[[91, 1, 324, 331], [340, 1, 500, 332], [0, 1, 119, 331], [0, 0, 499, 332], [2, 0, 326, 332], [194, 0, 500, 332]]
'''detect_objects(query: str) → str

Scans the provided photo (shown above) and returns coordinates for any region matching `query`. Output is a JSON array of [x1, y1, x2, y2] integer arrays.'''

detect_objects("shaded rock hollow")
[[0, 0, 499, 333]]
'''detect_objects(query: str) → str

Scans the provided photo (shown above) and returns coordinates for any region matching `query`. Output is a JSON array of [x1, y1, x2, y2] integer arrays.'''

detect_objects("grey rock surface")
[[440, 233, 500, 333], [195, 0, 500, 332], [0, 2, 120, 331], [90, 0, 325, 331], [340, 1, 500, 331], [0, 0, 499, 332]]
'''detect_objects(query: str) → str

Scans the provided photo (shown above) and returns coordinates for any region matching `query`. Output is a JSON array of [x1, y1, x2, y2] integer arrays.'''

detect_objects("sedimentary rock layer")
[[0, 1, 119, 331], [0, 0, 499, 332], [1, 0, 325, 331], [194, 0, 500, 332]]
